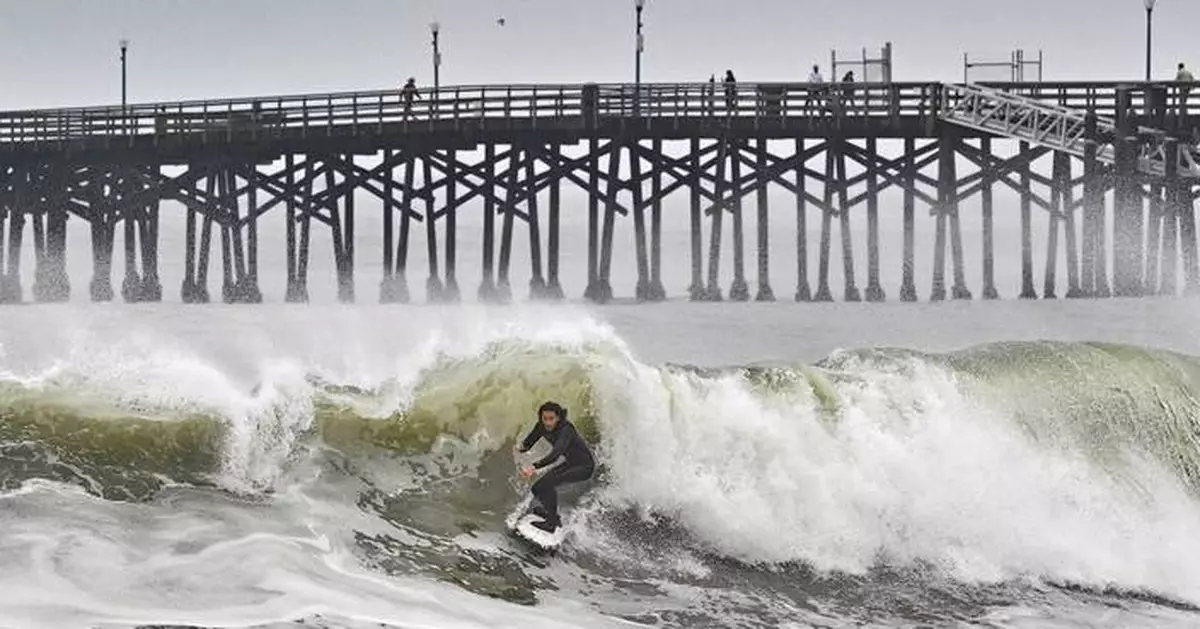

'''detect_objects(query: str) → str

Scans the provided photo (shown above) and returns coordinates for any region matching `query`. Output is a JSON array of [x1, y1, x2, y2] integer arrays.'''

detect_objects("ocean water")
[[1, 297, 1200, 629], [1, 154, 1199, 627]]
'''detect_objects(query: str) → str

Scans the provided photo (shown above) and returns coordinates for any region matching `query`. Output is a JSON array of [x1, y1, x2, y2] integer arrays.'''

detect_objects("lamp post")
[[119, 38, 129, 108], [635, 0, 645, 115], [430, 22, 441, 119], [1145, 0, 1156, 81], [430, 22, 441, 92]]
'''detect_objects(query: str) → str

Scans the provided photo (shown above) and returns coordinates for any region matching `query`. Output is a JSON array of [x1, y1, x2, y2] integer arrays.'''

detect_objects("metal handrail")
[[0, 81, 1194, 147]]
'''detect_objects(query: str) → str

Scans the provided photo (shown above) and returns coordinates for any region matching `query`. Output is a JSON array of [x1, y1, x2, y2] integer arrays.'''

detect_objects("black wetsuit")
[[518, 419, 595, 526]]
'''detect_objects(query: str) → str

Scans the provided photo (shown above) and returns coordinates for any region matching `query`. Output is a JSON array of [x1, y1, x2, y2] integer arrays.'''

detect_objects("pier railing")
[[0, 81, 1194, 148]]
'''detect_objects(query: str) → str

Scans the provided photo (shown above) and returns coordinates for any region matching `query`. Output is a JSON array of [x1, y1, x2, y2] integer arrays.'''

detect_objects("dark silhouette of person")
[[840, 70, 856, 114], [723, 70, 738, 115], [401, 77, 421, 119]]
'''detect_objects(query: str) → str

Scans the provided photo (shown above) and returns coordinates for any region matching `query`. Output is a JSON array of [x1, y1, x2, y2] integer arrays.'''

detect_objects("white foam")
[[590, 347, 1200, 604], [5, 305, 1200, 617]]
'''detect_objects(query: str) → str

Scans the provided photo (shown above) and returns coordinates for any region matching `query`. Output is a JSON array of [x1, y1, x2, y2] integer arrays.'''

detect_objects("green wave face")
[[312, 338, 607, 456], [2, 339, 1200, 504], [944, 341, 1200, 492], [0, 385, 224, 501]]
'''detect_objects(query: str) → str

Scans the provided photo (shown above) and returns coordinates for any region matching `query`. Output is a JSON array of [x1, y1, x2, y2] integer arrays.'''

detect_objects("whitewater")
[[0, 299, 1199, 629]]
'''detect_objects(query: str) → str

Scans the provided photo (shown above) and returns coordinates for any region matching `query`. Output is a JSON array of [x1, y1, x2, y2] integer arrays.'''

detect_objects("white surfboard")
[[511, 512, 567, 549], [505, 497, 566, 549]]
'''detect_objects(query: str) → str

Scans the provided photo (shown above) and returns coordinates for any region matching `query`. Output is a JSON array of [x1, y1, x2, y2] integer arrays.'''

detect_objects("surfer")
[[515, 401, 595, 533]]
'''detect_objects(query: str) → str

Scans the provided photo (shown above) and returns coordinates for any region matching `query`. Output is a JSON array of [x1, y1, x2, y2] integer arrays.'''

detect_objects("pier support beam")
[[325, 163, 355, 304], [1018, 142, 1038, 299], [545, 148, 565, 300], [1081, 113, 1111, 297], [120, 175, 143, 304], [979, 138, 999, 299], [794, 138, 811, 302], [525, 151, 547, 300], [648, 139, 666, 301], [1175, 150, 1200, 295], [443, 149, 461, 302], [689, 138, 706, 301], [729, 140, 750, 301], [497, 147, 520, 303], [1043, 154, 1065, 300], [392, 155, 415, 304], [931, 134, 952, 301], [1145, 183, 1164, 296], [1161, 138, 1181, 295], [478, 145, 499, 303], [284, 156, 312, 303], [1112, 88, 1144, 298], [704, 137, 726, 301], [423, 155, 444, 302], [585, 138, 606, 302], [32, 189, 70, 303], [754, 139, 775, 301], [1182, 184, 1200, 295], [835, 141, 861, 302], [89, 197, 116, 303], [631, 141, 651, 301], [900, 138, 918, 302], [864, 138, 885, 302], [813, 142, 834, 302], [1112, 136, 1144, 297], [0, 199, 25, 304], [1060, 152, 1083, 298], [139, 197, 163, 302]]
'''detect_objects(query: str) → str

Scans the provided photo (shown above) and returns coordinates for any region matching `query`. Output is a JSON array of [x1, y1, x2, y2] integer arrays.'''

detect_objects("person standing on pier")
[[805, 64, 826, 116], [840, 70, 856, 115], [401, 77, 421, 119], [723, 70, 738, 116], [1176, 62, 1194, 116]]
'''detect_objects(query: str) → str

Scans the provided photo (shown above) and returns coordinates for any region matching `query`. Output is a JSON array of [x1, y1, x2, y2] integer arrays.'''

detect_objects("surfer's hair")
[[537, 401, 567, 421]]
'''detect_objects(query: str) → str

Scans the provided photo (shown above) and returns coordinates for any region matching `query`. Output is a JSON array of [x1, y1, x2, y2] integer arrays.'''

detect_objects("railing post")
[[582, 83, 599, 130], [928, 83, 942, 134]]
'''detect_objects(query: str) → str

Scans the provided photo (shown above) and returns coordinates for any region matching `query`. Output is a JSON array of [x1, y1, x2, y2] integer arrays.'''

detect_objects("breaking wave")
[[2, 315, 1200, 621]]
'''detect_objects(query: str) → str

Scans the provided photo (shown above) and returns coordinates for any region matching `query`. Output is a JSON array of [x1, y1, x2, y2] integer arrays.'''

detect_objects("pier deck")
[[0, 80, 1195, 304]]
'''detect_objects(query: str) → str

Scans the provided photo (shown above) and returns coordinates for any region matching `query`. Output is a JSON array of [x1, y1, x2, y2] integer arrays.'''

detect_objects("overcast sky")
[[0, 0, 1197, 110]]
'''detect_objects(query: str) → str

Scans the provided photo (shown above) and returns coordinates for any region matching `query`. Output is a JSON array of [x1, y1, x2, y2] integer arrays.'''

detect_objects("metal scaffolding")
[[831, 42, 893, 83], [963, 49, 1044, 83]]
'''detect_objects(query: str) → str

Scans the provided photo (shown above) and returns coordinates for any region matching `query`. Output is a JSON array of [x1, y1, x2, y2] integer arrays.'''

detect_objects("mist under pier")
[[0, 81, 1198, 304]]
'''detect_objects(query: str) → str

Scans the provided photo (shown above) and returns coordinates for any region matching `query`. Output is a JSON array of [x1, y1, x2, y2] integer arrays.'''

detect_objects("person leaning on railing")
[[1177, 62, 1194, 117], [723, 70, 737, 115]]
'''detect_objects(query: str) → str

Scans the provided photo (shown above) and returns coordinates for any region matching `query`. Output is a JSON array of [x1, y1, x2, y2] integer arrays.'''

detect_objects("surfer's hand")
[[519, 465, 535, 480]]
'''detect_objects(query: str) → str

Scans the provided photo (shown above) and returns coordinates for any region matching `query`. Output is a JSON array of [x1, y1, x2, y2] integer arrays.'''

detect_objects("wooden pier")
[[0, 80, 1196, 304]]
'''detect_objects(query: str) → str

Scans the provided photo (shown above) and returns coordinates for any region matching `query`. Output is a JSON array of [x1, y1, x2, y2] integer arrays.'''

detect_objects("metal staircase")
[[939, 83, 1200, 179]]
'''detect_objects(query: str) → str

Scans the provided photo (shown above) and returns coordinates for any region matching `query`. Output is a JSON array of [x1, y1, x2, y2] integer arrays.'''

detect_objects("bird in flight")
[[496, 16, 506, 26]]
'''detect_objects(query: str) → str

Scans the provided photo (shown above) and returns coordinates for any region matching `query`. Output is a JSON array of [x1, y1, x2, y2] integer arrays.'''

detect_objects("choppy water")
[[1, 298, 1199, 629]]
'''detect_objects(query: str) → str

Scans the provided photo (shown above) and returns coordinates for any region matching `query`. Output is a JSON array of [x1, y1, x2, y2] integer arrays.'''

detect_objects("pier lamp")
[[635, 0, 645, 115], [119, 38, 129, 109], [1145, 0, 1156, 81]]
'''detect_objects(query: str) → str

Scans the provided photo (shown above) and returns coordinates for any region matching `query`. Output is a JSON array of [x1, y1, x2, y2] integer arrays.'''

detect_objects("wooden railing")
[[0, 81, 1194, 148]]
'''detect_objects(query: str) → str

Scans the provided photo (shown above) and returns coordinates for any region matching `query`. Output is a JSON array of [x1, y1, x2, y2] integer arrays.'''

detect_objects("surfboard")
[[505, 497, 566, 550], [510, 512, 567, 550]]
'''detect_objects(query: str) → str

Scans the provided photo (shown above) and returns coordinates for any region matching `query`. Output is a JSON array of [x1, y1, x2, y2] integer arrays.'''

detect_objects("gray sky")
[[0, 0, 1197, 110]]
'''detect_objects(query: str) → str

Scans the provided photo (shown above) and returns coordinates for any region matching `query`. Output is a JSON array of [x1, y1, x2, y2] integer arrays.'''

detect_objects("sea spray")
[[2, 314, 1200, 606]]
